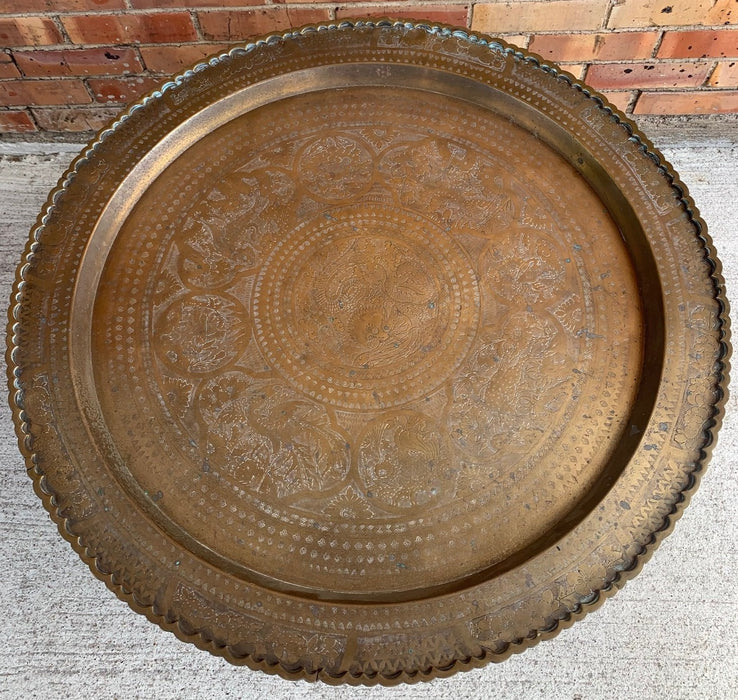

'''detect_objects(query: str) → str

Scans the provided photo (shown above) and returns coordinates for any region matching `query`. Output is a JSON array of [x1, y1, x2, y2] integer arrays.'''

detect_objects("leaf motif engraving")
[[378, 137, 517, 231], [358, 412, 454, 510], [198, 373, 349, 497], [155, 293, 248, 374], [298, 134, 374, 201], [482, 231, 567, 305], [448, 314, 570, 469]]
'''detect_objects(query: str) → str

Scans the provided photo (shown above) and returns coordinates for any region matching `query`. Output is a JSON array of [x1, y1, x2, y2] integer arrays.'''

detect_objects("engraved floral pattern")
[[482, 231, 567, 304], [448, 313, 570, 467], [178, 168, 298, 289], [293, 235, 439, 367], [198, 373, 349, 498], [298, 134, 374, 201], [251, 206, 479, 410], [358, 412, 453, 510], [378, 136, 517, 231], [322, 485, 375, 519], [150, 121, 589, 512], [155, 293, 248, 374]]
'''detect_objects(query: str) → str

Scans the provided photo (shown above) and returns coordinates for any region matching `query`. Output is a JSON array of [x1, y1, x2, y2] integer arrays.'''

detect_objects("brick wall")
[[1, 0, 737, 133]]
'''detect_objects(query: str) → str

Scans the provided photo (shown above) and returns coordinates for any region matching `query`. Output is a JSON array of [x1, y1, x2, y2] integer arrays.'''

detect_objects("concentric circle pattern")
[[253, 206, 480, 409]]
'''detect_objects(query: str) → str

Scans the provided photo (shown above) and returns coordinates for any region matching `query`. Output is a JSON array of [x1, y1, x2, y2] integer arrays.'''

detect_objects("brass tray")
[[8, 20, 729, 684]]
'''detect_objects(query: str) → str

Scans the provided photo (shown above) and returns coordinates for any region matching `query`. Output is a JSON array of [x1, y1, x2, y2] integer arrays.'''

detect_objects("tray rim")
[[6, 18, 731, 685]]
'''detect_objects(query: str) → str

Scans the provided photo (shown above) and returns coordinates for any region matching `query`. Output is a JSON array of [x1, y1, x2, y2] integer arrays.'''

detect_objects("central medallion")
[[252, 206, 480, 410]]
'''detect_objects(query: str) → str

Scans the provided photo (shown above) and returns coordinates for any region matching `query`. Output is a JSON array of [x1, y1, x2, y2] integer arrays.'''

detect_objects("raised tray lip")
[[6, 18, 731, 685]]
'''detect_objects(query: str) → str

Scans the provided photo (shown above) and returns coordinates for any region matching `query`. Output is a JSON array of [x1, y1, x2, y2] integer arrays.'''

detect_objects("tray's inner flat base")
[[88, 85, 644, 599]]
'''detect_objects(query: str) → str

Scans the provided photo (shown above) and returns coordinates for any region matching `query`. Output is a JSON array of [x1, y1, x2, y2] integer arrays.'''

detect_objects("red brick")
[[0, 0, 125, 11], [31, 105, 119, 132], [15, 47, 143, 78], [0, 55, 20, 79], [599, 90, 636, 113], [139, 43, 229, 73], [131, 0, 261, 6], [88, 76, 161, 104], [472, 1, 608, 33], [609, 0, 735, 29], [500, 34, 529, 49], [658, 30, 738, 59], [62, 12, 197, 45], [529, 32, 659, 62], [586, 62, 712, 90], [0, 78, 91, 106], [560, 63, 586, 80], [198, 8, 332, 41], [709, 61, 738, 87], [335, 5, 469, 26], [634, 90, 738, 114], [0, 109, 36, 132], [0, 17, 63, 47]]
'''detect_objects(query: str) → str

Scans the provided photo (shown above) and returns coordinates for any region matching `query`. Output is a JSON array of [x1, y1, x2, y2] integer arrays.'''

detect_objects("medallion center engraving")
[[252, 207, 480, 410]]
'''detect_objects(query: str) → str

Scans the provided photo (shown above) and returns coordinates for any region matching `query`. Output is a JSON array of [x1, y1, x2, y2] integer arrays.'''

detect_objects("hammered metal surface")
[[8, 21, 728, 684]]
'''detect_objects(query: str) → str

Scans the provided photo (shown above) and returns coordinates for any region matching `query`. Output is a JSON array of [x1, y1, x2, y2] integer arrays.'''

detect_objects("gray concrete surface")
[[1, 119, 736, 699]]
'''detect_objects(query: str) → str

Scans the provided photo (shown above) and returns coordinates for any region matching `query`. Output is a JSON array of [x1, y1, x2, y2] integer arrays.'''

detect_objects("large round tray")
[[8, 20, 728, 684]]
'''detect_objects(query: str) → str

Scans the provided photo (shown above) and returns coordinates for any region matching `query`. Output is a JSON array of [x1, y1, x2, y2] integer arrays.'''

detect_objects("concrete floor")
[[1, 118, 737, 699]]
